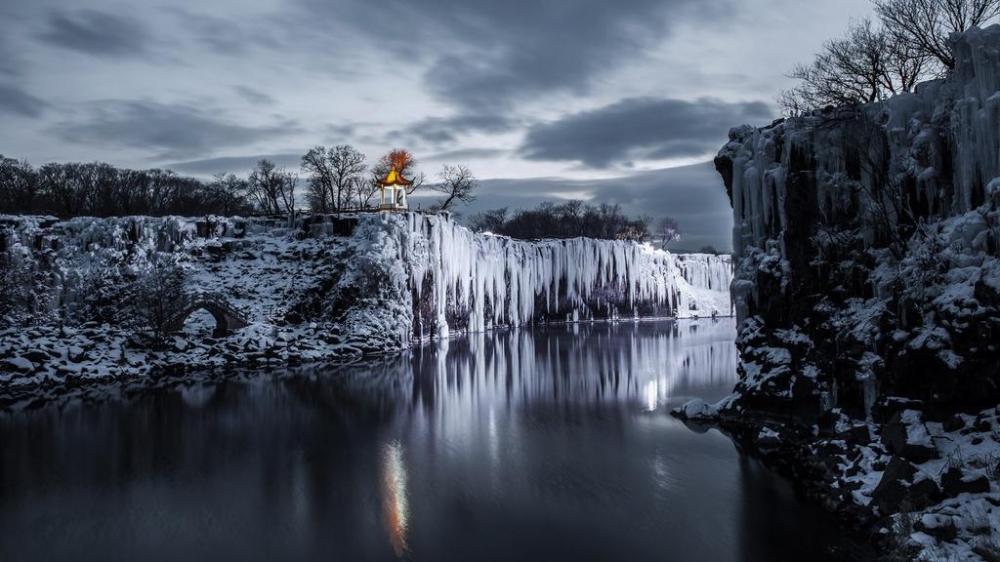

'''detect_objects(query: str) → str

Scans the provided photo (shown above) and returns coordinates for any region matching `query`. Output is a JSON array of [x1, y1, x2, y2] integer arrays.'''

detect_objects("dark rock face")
[[880, 411, 939, 463], [940, 466, 990, 497], [871, 457, 940, 514], [716, 27, 1000, 420]]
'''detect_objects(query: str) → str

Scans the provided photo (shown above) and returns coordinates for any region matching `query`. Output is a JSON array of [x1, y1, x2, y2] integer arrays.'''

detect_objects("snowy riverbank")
[[1, 212, 733, 398]]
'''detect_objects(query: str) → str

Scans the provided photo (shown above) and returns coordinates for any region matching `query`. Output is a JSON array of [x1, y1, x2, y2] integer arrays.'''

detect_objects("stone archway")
[[162, 293, 250, 338]]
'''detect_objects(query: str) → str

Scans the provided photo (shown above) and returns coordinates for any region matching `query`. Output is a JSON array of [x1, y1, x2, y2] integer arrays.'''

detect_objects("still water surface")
[[0, 319, 867, 561]]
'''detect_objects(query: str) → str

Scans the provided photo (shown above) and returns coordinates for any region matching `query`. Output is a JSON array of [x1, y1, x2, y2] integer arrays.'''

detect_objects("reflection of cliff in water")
[[310, 319, 738, 422]]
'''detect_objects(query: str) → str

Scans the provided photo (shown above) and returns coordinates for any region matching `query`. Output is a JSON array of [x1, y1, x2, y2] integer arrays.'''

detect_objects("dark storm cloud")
[[36, 10, 149, 58], [0, 83, 49, 118], [520, 97, 773, 168], [411, 161, 734, 251], [165, 153, 305, 177], [54, 101, 302, 160], [234, 86, 276, 106], [302, 0, 733, 110]]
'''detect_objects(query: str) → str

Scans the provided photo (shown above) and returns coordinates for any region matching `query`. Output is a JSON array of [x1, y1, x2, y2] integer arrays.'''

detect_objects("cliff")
[[707, 26, 1000, 560], [0, 212, 732, 392], [716, 25, 1000, 420]]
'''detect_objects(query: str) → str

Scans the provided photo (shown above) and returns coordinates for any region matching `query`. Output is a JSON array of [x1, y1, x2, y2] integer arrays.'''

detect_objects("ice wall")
[[358, 213, 733, 341], [1, 213, 734, 347], [714, 25, 1000, 416]]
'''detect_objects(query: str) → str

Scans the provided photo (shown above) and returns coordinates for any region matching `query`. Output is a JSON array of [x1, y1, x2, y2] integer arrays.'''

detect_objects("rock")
[[21, 350, 49, 364], [1, 357, 35, 372], [914, 514, 958, 542], [871, 456, 918, 513], [941, 466, 990, 497], [942, 414, 966, 432], [755, 427, 782, 448], [908, 474, 942, 510], [837, 424, 872, 446], [673, 398, 720, 420], [881, 410, 938, 463]]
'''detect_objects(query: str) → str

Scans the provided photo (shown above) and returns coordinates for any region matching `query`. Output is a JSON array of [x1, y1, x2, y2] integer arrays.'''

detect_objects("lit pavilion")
[[375, 165, 412, 211]]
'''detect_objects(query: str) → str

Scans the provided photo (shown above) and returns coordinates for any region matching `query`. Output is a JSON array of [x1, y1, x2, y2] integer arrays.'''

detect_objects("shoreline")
[[1, 315, 726, 411], [673, 402, 1000, 561]]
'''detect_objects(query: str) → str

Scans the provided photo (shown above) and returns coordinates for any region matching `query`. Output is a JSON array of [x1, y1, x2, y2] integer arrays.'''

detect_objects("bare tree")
[[205, 173, 249, 215], [329, 145, 367, 211], [874, 0, 1000, 69], [248, 159, 296, 216], [658, 217, 681, 248], [353, 176, 381, 209], [469, 207, 509, 233], [431, 164, 477, 211], [301, 147, 334, 213], [127, 254, 186, 347], [302, 145, 369, 212], [781, 17, 932, 114]]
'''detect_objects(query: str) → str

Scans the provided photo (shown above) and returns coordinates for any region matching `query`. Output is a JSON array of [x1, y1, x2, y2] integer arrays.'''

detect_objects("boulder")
[[21, 350, 50, 364], [871, 456, 941, 513], [881, 410, 938, 462], [1, 357, 35, 373], [941, 466, 990, 497]]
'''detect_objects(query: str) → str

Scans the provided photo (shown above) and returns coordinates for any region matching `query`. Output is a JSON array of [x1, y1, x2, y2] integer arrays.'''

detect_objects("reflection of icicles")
[[379, 441, 409, 558], [644, 380, 659, 412]]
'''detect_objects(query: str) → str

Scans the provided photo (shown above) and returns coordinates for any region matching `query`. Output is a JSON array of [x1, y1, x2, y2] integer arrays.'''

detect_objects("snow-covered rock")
[[0, 212, 734, 390], [715, 25, 1000, 417]]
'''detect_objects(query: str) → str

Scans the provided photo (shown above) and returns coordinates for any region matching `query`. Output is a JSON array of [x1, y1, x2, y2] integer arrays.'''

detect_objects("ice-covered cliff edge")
[[716, 25, 1000, 417], [0, 212, 732, 388], [707, 26, 1000, 560]]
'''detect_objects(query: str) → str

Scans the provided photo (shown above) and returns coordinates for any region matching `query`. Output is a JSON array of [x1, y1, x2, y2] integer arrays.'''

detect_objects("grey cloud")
[[164, 153, 305, 177], [0, 37, 19, 77], [302, 0, 734, 110], [411, 161, 734, 251], [0, 83, 49, 118], [520, 97, 773, 168], [423, 148, 508, 163], [393, 113, 517, 147], [234, 86, 276, 106], [36, 9, 149, 58], [166, 8, 284, 55], [54, 101, 302, 160]]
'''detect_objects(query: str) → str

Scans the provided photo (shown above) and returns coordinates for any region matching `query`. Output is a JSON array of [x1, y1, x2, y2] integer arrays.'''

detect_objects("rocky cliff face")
[[0, 212, 732, 390], [715, 26, 1000, 422]]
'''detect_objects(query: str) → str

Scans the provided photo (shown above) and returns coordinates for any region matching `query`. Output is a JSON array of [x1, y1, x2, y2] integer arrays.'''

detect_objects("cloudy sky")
[[0, 0, 875, 250]]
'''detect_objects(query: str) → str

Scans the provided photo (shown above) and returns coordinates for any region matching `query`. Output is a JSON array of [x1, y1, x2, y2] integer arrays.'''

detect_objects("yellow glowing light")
[[379, 441, 409, 558]]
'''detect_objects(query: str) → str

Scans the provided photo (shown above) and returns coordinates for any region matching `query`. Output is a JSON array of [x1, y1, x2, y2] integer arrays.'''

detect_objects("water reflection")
[[380, 441, 409, 558], [0, 319, 867, 562]]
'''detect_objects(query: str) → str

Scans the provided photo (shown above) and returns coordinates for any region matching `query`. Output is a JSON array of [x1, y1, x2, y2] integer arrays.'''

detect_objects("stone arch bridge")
[[162, 292, 250, 338]]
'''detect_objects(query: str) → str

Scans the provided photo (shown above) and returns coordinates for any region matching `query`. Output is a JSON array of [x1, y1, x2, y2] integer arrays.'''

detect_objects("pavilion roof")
[[376, 165, 413, 187]]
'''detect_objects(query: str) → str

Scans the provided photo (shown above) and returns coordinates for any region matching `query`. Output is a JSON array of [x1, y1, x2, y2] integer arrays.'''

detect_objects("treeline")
[[469, 200, 678, 244], [0, 156, 256, 217], [0, 146, 474, 218]]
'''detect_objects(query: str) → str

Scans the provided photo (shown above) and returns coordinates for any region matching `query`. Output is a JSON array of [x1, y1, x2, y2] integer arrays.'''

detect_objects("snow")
[[0, 212, 734, 390]]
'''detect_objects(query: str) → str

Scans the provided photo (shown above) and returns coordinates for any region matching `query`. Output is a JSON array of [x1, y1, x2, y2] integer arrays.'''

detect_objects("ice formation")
[[0, 212, 733, 386]]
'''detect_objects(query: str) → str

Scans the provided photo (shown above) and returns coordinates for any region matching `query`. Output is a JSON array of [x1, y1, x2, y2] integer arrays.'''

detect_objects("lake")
[[0, 319, 869, 561]]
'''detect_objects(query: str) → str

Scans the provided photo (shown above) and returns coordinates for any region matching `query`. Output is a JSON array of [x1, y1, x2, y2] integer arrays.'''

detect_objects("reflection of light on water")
[[652, 452, 677, 490], [379, 441, 409, 558], [645, 380, 658, 412]]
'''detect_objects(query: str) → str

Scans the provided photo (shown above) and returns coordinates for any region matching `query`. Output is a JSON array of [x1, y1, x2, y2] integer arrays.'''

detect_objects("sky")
[[0, 0, 876, 250]]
